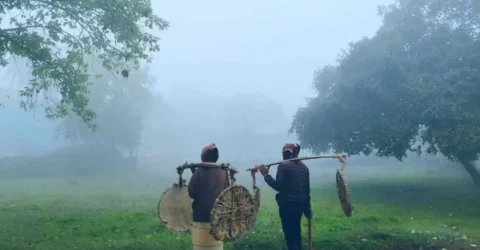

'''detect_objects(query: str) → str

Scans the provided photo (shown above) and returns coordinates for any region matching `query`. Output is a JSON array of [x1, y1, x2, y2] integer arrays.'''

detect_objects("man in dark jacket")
[[188, 143, 229, 249], [257, 143, 312, 250]]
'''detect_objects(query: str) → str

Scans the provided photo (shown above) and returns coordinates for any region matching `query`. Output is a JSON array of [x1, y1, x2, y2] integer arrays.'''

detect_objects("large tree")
[[57, 58, 154, 158], [291, 0, 480, 186], [0, 0, 168, 126]]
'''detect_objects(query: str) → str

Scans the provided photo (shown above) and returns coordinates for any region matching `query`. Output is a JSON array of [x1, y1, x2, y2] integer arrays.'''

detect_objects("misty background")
[[0, 0, 464, 184]]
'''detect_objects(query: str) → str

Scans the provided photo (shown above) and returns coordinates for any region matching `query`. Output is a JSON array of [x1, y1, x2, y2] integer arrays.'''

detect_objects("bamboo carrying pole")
[[246, 154, 347, 172], [175, 162, 238, 187], [177, 162, 235, 170], [177, 162, 238, 175]]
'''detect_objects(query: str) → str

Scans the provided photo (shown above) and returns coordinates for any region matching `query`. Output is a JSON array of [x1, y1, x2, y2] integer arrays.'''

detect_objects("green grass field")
[[0, 171, 479, 250]]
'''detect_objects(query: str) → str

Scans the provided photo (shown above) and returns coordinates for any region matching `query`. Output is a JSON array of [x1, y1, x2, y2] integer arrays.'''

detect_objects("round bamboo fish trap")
[[209, 185, 256, 241], [336, 160, 355, 217], [158, 184, 193, 232]]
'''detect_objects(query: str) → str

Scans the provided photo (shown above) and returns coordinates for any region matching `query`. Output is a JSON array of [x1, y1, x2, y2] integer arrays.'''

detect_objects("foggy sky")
[[152, 0, 392, 117], [1, 0, 393, 159]]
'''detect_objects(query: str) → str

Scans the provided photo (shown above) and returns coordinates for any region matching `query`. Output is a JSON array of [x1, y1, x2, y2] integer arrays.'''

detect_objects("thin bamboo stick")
[[246, 154, 347, 172]]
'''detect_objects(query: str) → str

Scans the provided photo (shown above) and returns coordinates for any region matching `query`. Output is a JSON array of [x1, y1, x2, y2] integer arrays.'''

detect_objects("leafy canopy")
[[0, 0, 168, 126], [291, 0, 480, 164]]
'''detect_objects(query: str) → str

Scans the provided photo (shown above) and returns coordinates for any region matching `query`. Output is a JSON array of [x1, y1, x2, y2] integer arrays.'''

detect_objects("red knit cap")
[[282, 143, 300, 157], [201, 143, 218, 162]]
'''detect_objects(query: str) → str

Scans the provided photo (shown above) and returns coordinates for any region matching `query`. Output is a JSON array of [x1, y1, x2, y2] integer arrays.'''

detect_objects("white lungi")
[[191, 222, 224, 250]]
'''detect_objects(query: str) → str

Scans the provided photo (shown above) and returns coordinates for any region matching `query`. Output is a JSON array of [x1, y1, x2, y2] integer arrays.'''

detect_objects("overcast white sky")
[[150, 0, 392, 117]]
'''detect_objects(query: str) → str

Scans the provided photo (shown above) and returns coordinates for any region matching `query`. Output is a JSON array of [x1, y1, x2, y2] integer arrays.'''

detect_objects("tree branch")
[[0, 25, 44, 33]]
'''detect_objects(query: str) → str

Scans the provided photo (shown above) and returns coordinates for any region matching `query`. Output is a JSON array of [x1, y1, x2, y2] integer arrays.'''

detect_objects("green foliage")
[[0, 0, 168, 126], [57, 58, 155, 153], [291, 0, 480, 179]]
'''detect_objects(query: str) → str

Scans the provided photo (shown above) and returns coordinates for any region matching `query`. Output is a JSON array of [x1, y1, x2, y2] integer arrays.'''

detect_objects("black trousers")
[[279, 202, 304, 250]]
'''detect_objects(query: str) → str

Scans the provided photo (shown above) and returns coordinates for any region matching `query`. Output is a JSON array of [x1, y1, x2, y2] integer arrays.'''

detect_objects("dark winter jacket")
[[188, 167, 229, 222], [264, 161, 311, 215]]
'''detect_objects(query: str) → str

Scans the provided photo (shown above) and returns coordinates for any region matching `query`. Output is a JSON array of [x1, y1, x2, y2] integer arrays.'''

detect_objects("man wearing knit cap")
[[188, 143, 229, 250], [256, 143, 312, 250]]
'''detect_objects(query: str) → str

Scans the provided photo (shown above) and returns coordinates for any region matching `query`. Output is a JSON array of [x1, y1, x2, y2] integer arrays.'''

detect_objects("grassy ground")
[[0, 172, 479, 250]]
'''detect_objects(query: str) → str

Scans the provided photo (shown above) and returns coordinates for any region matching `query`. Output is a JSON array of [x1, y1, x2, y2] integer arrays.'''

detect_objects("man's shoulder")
[[283, 161, 309, 172], [278, 161, 292, 168], [280, 160, 307, 165], [279, 160, 307, 169], [298, 161, 308, 168], [193, 167, 228, 181]]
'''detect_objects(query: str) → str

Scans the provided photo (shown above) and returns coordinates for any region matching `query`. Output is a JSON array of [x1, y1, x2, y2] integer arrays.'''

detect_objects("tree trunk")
[[460, 160, 480, 187]]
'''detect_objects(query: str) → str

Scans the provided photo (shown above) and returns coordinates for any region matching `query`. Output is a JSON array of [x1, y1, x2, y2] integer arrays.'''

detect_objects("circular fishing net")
[[158, 184, 193, 232], [336, 161, 355, 217], [210, 185, 256, 241]]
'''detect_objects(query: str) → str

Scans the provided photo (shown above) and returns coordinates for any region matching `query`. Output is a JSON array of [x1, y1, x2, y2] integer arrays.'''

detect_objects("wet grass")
[[0, 174, 479, 250]]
